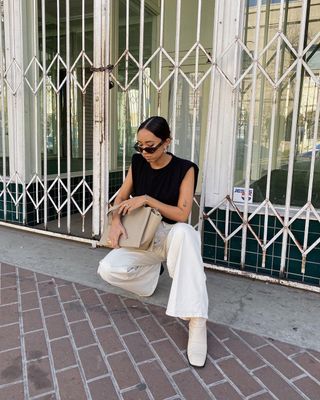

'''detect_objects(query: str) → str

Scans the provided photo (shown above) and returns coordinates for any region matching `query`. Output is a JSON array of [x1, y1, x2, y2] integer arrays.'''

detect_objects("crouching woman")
[[98, 116, 208, 367]]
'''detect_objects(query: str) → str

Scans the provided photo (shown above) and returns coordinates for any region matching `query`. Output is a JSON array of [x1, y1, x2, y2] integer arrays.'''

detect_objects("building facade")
[[0, 0, 320, 288]]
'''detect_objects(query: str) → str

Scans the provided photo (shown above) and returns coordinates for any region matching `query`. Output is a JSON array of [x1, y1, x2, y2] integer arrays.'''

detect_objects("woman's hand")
[[107, 220, 127, 248], [117, 195, 147, 215]]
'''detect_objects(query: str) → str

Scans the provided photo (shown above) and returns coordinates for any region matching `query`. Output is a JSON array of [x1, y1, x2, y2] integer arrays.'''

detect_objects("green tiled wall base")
[[0, 171, 123, 226], [0, 182, 24, 223], [203, 208, 320, 286]]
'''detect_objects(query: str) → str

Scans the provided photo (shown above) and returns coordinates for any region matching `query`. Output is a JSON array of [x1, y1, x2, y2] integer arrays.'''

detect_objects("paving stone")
[[1, 287, 18, 305], [56, 367, 87, 400], [88, 376, 119, 400], [193, 359, 224, 385], [35, 273, 52, 283], [207, 331, 230, 360], [152, 339, 187, 372], [207, 321, 234, 340], [70, 320, 95, 348], [218, 357, 263, 397], [111, 310, 138, 335], [27, 357, 53, 397], [58, 285, 79, 302], [18, 268, 34, 278], [254, 365, 305, 400], [139, 360, 176, 399], [108, 351, 141, 390], [1, 273, 17, 288], [24, 330, 48, 360], [234, 329, 268, 349], [86, 305, 110, 328], [78, 288, 101, 307], [0, 263, 16, 274], [100, 292, 125, 313], [41, 296, 62, 316], [268, 338, 303, 356], [257, 344, 303, 379], [53, 277, 72, 286], [147, 304, 173, 326], [308, 349, 320, 361], [250, 393, 275, 400], [0, 303, 19, 326], [124, 298, 150, 319], [122, 387, 150, 400], [45, 314, 68, 339], [96, 325, 124, 355], [0, 348, 22, 385], [35, 393, 56, 400], [223, 336, 265, 370], [63, 301, 86, 322], [136, 315, 166, 342], [0, 323, 20, 351], [22, 309, 43, 332], [163, 321, 188, 351], [74, 283, 90, 291], [173, 370, 212, 400], [124, 332, 154, 363], [50, 337, 77, 370], [210, 381, 244, 400], [21, 291, 39, 311], [293, 375, 320, 400], [38, 281, 56, 297], [19, 276, 37, 293], [0, 382, 24, 400], [78, 345, 108, 380], [292, 352, 320, 381]]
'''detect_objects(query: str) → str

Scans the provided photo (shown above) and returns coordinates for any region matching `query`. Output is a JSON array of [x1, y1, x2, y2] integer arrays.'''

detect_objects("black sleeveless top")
[[131, 153, 199, 224]]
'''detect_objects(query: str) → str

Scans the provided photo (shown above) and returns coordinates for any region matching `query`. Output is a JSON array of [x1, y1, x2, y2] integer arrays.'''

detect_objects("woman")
[[98, 116, 208, 367]]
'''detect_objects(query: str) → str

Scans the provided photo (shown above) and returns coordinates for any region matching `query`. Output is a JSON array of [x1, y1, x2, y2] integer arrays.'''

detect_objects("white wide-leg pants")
[[97, 222, 208, 319]]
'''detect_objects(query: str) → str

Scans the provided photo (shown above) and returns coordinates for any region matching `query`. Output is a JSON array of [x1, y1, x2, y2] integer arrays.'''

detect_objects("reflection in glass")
[[38, 0, 94, 174], [113, 0, 214, 171], [235, 0, 320, 207]]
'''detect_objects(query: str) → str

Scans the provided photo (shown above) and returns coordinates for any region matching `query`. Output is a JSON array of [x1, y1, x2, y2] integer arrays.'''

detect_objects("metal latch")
[[90, 64, 114, 89], [90, 64, 114, 73]]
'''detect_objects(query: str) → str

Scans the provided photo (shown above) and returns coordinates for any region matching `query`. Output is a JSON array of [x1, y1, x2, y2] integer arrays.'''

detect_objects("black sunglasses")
[[134, 140, 164, 154]]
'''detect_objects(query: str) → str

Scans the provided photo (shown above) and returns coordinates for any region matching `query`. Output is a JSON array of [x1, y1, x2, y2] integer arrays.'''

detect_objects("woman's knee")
[[97, 255, 113, 282], [169, 222, 199, 242]]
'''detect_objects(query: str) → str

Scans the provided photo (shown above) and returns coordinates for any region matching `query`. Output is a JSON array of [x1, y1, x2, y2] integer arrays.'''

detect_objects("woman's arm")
[[106, 166, 134, 247], [112, 166, 134, 220], [118, 167, 196, 222]]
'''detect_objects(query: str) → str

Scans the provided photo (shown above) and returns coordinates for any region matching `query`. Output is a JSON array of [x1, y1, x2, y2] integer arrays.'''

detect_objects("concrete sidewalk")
[[0, 225, 319, 352]]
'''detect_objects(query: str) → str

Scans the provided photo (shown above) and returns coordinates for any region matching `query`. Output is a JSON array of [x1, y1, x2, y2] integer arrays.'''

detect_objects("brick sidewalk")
[[0, 262, 319, 400]]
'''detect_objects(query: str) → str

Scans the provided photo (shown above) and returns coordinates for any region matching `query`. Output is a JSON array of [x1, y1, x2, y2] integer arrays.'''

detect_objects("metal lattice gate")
[[0, 0, 319, 287]]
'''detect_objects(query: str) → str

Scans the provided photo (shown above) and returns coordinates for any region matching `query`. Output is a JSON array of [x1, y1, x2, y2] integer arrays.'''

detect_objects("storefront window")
[[38, 0, 94, 174], [235, 0, 320, 207], [0, 8, 8, 177], [113, 0, 155, 168], [112, 0, 214, 171]]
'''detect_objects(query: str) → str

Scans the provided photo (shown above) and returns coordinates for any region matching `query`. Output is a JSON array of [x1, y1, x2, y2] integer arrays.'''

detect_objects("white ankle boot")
[[187, 317, 207, 367]]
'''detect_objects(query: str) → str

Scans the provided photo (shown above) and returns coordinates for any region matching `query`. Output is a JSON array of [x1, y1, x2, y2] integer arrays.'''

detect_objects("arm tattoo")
[[182, 200, 187, 208]]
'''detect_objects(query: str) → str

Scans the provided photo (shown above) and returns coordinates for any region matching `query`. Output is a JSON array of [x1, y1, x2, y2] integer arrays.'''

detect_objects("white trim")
[[92, 0, 104, 237], [204, 0, 244, 206]]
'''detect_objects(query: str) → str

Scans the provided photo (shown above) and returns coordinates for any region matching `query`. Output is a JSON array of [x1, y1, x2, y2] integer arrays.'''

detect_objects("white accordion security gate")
[[0, 0, 319, 288]]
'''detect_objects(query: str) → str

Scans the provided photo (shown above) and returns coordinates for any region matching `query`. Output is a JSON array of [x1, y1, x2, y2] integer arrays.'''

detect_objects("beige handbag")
[[99, 205, 162, 250]]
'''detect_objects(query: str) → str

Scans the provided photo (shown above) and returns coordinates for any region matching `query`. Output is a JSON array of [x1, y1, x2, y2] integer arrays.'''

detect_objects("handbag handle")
[[106, 204, 121, 215], [106, 204, 161, 217]]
